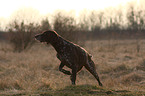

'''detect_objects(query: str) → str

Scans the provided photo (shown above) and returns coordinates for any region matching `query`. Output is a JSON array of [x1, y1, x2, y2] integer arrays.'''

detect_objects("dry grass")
[[0, 39, 145, 95]]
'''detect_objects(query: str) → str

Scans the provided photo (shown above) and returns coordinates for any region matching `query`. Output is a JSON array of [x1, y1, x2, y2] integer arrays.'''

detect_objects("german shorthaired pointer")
[[35, 30, 103, 86]]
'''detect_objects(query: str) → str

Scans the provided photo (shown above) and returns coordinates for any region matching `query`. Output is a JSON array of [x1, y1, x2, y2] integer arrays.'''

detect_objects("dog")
[[35, 30, 103, 86]]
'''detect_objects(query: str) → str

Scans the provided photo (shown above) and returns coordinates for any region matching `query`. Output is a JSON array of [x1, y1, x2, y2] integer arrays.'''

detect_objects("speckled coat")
[[35, 30, 103, 86]]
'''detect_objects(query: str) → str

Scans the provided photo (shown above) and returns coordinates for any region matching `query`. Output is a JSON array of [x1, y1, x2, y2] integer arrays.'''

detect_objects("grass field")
[[0, 39, 145, 96]]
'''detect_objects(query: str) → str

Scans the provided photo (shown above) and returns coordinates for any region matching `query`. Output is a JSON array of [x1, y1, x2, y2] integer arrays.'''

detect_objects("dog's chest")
[[60, 46, 73, 60], [57, 53, 72, 68]]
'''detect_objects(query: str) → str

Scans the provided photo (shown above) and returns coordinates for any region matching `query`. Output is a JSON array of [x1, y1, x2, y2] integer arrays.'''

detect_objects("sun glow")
[[0, 0, 135, 17], [0, 0, 139, 30]]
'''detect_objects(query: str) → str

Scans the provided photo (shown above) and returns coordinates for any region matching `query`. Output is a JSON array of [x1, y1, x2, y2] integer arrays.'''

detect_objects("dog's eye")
[[43, 32, 47, 35]]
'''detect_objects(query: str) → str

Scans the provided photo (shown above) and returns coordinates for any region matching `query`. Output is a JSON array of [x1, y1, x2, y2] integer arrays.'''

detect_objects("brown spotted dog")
[[35, 30, 103, 86]]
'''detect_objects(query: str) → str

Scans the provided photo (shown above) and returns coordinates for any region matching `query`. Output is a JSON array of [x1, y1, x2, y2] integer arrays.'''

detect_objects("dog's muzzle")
[[35, 35, 42, 42]]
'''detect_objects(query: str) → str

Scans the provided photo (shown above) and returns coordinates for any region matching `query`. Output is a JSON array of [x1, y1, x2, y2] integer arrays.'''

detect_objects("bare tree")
[[41, 18, 51, 31], [53, 12, 79, 43]]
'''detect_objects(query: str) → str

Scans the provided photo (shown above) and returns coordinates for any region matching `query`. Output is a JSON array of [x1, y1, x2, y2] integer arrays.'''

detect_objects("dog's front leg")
[[59, 62, 71, 75], [70, 66, 77, 85]]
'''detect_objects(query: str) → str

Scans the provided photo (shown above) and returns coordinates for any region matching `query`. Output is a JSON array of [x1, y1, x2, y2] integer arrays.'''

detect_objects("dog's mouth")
[[36, 39, 44, 43], [35, 35, 50, 44], [35, 36, 40, 40], [35, 35, 43, 42]]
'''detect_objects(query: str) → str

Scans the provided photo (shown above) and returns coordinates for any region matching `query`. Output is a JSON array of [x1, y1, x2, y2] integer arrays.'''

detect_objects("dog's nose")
[[35, 35, 38, 39], [35, 35, 41, 41], [35, 35, 40, 39]]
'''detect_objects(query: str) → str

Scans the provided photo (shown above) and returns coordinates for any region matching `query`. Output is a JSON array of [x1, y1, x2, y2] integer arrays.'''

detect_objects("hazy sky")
[[0, 0, 135, 18], [0, 0, 140, 30]]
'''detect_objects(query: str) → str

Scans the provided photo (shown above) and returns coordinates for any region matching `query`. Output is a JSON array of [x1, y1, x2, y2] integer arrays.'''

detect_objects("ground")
[[0, 39, 145, 95]]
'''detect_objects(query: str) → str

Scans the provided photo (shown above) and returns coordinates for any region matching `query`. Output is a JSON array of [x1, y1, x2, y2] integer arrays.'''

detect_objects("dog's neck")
[[49, 36, 69, 53]]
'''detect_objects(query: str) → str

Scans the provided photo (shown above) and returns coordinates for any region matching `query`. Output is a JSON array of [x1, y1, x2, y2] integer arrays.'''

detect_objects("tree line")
[[1, 3, 145, 52]]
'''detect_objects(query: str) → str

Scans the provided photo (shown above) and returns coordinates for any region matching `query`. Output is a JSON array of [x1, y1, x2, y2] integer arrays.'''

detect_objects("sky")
[[0, 0, 138, 30], [0, 0, 135, 18]]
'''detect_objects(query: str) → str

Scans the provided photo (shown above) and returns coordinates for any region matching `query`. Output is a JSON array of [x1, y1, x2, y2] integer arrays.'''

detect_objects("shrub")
[[8, 21, 40, 52]]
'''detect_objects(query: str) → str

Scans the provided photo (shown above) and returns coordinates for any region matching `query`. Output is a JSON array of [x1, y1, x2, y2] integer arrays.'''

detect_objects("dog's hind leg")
[[84, 58, 103, 86]]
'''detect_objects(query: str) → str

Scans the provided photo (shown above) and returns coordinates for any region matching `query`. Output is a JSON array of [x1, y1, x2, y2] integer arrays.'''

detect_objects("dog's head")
[[35, 30, 58, 44]]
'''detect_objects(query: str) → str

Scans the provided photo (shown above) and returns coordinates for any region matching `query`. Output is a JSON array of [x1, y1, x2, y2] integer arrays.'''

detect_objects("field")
[[0, 39, 145, 96]]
